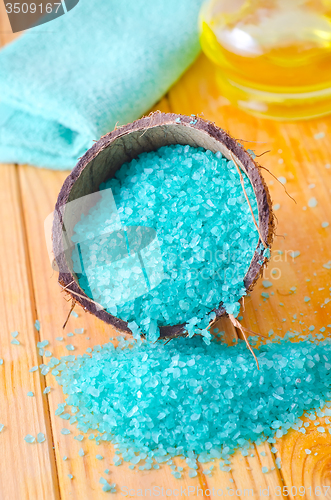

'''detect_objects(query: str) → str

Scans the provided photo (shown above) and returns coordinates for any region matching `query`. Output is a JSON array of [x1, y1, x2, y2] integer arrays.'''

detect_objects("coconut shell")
[[53, 112, 275, 338]]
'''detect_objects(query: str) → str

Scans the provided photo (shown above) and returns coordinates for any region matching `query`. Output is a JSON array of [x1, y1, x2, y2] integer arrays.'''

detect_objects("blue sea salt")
[[37, 433, 46, 443], [24, 434, 35, 444], [71, 145, 261, 341], [50, 335, 331, 470]]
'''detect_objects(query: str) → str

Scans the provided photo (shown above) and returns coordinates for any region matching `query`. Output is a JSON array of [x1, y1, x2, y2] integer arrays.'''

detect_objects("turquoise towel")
[[0, 0, 203, 170]]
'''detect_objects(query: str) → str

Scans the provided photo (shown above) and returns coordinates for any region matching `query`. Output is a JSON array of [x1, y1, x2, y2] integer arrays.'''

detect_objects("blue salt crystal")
[[37, 433, 46, 443], [34, 320, 41, 331], [11, 331, 19, 338], [27, 391, 34, 397], [24, 434, 35, 444], [11, 339, 20, 345], [37, 340, 48, 348], [172, 471, 181, 479]]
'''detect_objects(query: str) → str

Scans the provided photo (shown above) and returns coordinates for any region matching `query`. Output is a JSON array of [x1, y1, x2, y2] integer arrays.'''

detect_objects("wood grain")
[[168, 53, 331, 500], [1, 17, 331, 500], [0, 165, 59, 500]]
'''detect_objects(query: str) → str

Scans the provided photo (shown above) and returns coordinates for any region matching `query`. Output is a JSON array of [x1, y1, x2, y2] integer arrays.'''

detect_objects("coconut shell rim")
[[53, 112, 275, 339]]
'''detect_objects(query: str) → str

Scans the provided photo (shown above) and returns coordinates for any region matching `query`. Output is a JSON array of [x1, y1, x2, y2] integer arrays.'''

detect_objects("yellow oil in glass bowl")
[[199, 0, 331, 120]]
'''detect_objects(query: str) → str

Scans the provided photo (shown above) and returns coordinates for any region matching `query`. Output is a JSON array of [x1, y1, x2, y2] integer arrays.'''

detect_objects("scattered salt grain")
[[24, 434, 35, 444], [37, 340, 48, 348], [308, 197, 318, 208], [37, 433, 46, 443]]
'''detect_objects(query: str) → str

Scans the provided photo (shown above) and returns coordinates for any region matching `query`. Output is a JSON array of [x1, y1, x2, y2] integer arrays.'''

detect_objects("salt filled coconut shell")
[[52, 112, 275, 338]]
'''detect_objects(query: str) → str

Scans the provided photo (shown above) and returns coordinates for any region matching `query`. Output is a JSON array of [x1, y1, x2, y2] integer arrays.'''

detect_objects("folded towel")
[[0, 0, 203, 170]]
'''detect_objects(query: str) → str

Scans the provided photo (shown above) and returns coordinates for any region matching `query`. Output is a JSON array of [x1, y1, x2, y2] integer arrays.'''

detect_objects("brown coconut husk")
[[52, 112, 275, 339]]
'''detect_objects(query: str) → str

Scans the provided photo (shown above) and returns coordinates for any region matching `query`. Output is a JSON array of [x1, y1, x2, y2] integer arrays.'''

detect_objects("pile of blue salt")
[[72, 145, 262, 341], [49, 334, 331, 473]]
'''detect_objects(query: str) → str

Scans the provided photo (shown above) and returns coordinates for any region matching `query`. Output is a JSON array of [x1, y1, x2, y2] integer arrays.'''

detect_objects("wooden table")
[[1, 6, 331, 500]]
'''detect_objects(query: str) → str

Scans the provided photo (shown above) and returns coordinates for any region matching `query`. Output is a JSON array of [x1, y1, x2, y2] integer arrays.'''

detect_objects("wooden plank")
[[0, 164, 59, 500], [16, 93, 223, 500], [168, 53, 331, 499], [18, 160, 213, 499]]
